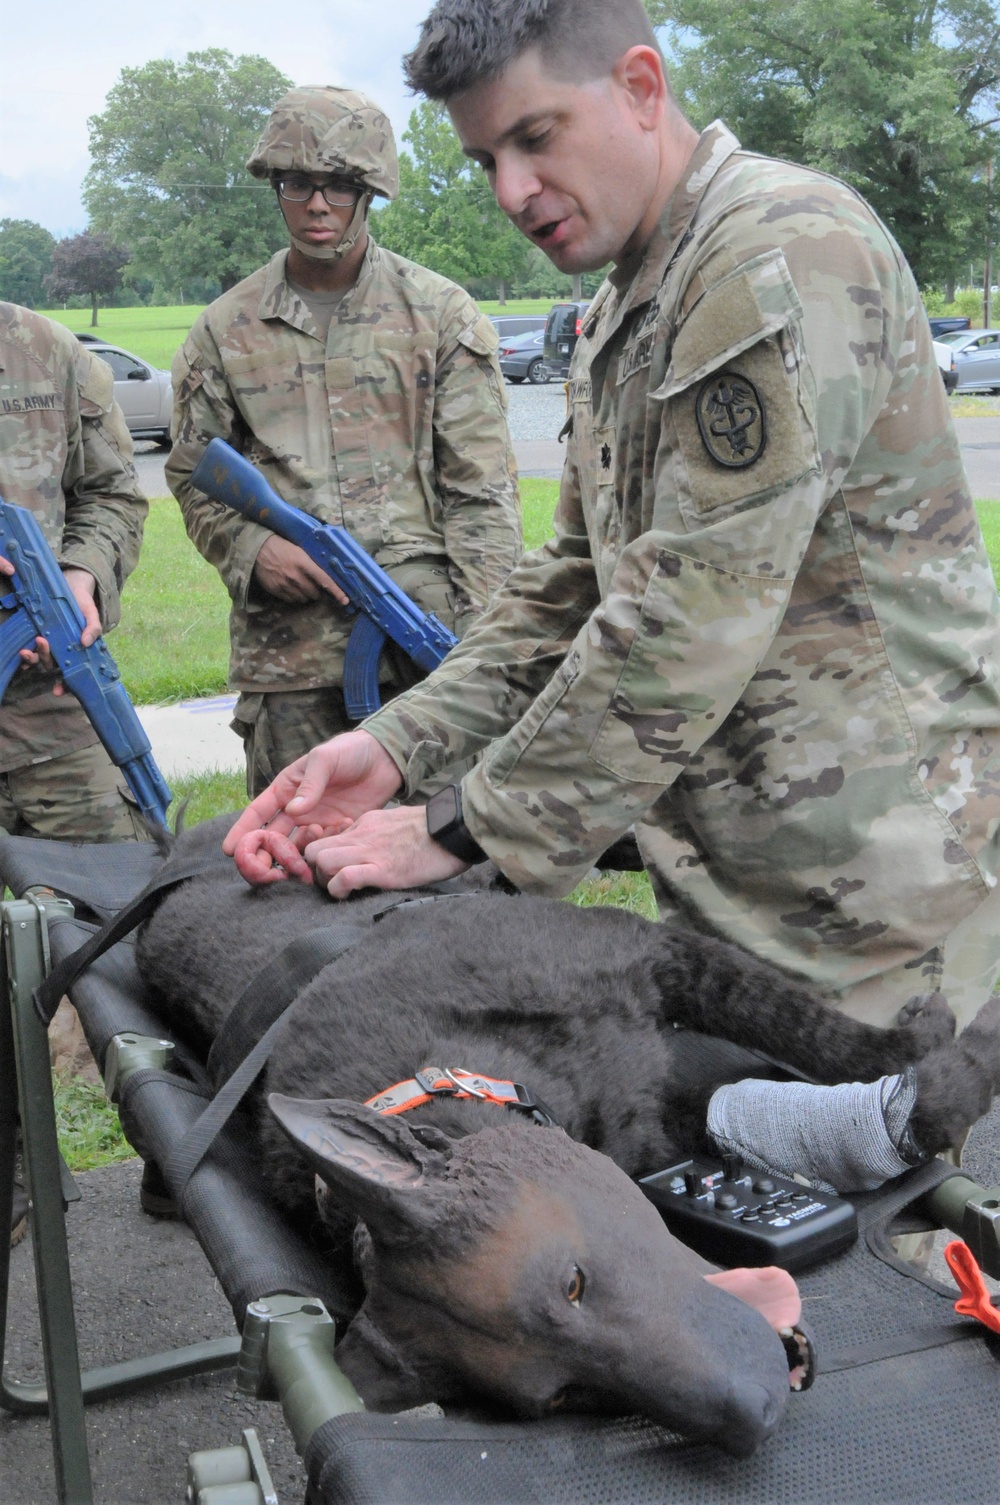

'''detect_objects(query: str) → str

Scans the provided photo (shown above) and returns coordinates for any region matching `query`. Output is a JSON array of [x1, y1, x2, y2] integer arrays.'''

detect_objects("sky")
[[2, 0, 436, 236]]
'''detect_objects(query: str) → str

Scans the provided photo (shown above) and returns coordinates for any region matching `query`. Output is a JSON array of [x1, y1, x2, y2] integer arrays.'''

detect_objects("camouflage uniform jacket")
[[366, 123, 1000, 1017], [0, 304, 147, 772], [166, 241, 522, 692]]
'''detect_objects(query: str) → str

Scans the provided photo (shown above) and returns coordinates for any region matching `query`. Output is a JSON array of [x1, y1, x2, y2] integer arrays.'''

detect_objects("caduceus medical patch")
[[695, 371, 766, 469]]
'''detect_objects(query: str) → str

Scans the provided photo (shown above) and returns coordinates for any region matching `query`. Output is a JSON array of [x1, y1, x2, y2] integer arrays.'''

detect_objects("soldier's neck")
[[286, 233, 369, 294]]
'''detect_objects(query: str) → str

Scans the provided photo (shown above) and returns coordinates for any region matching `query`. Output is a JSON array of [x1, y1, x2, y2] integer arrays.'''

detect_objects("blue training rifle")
[[0, 498, 173, 828], [190, 437, 460, 720]]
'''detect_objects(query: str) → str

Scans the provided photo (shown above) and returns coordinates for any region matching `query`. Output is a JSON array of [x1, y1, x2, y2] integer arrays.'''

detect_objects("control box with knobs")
[[640, 1153, 858, 1271]]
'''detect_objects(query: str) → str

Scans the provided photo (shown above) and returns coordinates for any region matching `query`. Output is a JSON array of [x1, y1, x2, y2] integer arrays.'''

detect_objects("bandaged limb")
[[707, 1070, 926, 1193]]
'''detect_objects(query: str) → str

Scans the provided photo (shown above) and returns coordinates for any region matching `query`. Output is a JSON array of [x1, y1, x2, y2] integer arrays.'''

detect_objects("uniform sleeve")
[[431, 310, 523, 633], [164, 321, 272, 606], [364, 443, 598, 778], [57, 344, 148, 632], [451, 233, 907, 894], [376, 221, 905, 892]]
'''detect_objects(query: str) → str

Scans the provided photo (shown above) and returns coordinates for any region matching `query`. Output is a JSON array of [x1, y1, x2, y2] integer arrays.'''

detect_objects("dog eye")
[[548, 1389, 567, 1410], [566, 1265, 585, 1305]]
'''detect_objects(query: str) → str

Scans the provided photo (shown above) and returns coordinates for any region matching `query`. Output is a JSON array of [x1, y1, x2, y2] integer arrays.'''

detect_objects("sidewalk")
[[136, 694, 242, 780]]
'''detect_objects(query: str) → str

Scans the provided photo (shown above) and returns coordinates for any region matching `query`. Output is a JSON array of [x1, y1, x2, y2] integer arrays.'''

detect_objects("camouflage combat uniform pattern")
[[166, 241, 522, 699], [0, 304, 149, 840], [366, 123, 1000, 1029]]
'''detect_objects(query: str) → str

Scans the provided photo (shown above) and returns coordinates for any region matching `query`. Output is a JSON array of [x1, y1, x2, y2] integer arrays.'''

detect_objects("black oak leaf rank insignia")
[[695, 371, 767, 469], [600, 442, 612, 470]]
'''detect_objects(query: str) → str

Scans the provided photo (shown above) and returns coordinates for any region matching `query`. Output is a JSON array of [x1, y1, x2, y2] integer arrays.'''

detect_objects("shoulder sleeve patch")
[[76, 347, 115, 416], [653, 252, 819, 518]]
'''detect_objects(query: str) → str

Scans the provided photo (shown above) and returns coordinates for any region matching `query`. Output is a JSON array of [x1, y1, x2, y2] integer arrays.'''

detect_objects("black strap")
[[33, 848, 232, 1025], [164, 923, 364, 1199], [822, 1321, 986, 1373], [207, 923, 365, 1087]]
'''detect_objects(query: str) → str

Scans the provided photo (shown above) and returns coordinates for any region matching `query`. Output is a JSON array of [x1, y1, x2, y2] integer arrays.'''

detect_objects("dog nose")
[[717, 1378, 786, 1457]]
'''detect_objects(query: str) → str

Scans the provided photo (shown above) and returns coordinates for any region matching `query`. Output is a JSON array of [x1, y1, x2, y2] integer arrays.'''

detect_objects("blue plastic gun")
[[0, 499, 173, 828], [189, 438, 460, 720]]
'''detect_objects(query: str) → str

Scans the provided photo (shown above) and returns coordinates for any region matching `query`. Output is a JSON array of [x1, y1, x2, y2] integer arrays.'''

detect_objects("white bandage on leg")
[[706, 1071, 926, 1193]]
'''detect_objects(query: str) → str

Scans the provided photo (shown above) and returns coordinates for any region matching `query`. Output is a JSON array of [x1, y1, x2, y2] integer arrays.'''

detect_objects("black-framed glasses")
[[275, 173, 361, 207]]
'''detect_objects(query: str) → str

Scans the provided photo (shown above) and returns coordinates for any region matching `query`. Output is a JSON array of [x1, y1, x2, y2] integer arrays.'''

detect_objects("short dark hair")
[[403, 0, 662, 100]]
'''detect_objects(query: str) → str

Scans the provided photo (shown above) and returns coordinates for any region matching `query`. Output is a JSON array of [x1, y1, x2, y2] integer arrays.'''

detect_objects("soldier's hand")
[[252, 536, 349, 606], [0, 561, 101, 694], [224, 729, 405, 884], [305, 805, 469, 899]]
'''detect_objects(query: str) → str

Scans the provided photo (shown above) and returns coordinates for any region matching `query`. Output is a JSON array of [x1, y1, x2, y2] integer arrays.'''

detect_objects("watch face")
[[427, 784, 461, 840]]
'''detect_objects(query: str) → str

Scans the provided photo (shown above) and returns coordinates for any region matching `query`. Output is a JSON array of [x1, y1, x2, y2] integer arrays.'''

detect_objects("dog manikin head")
[[270, 1096, 794, 1457]]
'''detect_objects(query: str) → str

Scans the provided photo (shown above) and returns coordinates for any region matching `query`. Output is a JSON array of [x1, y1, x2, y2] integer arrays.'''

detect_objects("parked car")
[[928, 315, 972, 338], [542, 300, 591, 379], [498, 328, 551, 384], [489, 314, 547, 340], [933, 339, 958, 393], [74, 334, 172, 445], [935, 328, 1000, 392]]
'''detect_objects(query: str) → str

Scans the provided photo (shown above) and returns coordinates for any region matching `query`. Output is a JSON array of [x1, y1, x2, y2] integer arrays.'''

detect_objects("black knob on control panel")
[[752, 1177, 776, 1194], [721, 1153, 743, 1182], [684, 1169, 703, 1197]]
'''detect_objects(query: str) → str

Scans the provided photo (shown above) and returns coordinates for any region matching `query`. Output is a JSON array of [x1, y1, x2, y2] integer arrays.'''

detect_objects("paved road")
[[953, 416, 1000, 500], [134, 395, 1000, 499]]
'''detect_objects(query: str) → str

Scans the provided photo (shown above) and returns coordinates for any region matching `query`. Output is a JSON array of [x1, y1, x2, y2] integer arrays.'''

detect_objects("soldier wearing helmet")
[[166, 85, 521, 796]]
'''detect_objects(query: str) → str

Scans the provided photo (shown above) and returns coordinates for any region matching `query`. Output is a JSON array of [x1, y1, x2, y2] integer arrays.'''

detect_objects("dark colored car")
[[489, 315, 547, 340], [928, 315, 972, 338], [542, 301, 591, 379], [498, 328, 551, 384]]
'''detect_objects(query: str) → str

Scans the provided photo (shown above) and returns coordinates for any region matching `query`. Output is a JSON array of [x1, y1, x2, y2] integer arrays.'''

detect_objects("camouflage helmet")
[[247, 86, 399, 201]]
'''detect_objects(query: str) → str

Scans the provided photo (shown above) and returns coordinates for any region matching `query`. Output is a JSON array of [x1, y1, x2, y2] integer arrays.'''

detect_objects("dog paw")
[[894, 991, 956, 1053]]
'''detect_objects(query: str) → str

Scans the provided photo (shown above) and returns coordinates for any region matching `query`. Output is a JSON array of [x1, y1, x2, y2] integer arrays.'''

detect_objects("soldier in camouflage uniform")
[[1, 301, 149, 1245], [166, 86, 522, 797], [224, 0, 1000, 1037], [0, 302, 148, 842]]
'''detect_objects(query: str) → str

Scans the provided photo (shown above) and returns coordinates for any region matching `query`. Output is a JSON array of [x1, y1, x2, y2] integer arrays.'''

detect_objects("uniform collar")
[[257, 240, 380, 335], [598, 120, 742, 338]]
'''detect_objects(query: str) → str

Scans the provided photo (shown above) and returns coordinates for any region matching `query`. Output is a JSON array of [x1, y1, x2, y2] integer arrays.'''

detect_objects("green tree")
[[373, 101, 534, 299], [649, 0, 1000, 287], [0, 219, 56, 308], [84, 49, 292, 297], [44, 230, 130, 326]]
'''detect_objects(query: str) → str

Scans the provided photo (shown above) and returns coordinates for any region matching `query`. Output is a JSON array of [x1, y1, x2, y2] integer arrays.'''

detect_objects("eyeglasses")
[[276, 174, 360, 207]]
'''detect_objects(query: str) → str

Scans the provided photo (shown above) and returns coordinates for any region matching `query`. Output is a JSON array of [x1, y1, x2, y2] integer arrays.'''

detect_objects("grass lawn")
[[40, 305, 203, 371]]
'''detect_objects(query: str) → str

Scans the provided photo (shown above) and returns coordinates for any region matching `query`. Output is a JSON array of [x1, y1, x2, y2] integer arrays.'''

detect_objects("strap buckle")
[[414, 1067, 460, 1098]]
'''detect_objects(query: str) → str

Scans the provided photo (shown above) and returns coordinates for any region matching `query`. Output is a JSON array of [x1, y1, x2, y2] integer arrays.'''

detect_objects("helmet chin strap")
[[283, 191, 373, 263]]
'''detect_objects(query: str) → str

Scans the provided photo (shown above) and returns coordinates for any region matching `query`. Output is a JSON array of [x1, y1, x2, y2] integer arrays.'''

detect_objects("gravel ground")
[[502, 378, 569, 443], [134, 385, 569, 498]]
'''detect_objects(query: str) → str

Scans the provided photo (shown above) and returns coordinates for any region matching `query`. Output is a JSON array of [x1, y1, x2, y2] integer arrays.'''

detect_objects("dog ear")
[[268, 1095, 454, 1242]]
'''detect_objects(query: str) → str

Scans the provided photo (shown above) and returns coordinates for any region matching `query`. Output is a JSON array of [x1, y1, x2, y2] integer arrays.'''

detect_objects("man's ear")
[[614, 44, 668, 131], [268, 1095, 455, 1244]]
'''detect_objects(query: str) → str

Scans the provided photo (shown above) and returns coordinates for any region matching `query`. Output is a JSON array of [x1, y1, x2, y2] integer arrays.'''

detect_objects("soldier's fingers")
[[223, 800, 297, 855], [0, 556, 13, 576], [235, 827, 314, 885], [307, 562, 349, 607], [325, 862, 381, 900]]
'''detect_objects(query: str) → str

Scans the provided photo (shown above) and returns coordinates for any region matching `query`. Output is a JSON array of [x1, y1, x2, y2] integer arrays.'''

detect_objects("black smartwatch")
[[425, 784, 487, 865]]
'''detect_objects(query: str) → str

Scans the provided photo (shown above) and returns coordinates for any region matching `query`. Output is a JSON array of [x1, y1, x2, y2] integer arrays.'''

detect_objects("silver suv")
[[75, 334, 172, 446]]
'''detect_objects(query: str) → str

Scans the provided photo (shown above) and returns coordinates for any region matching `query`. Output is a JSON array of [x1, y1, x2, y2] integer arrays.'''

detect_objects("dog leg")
[[652, 931, 955, 1083]]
